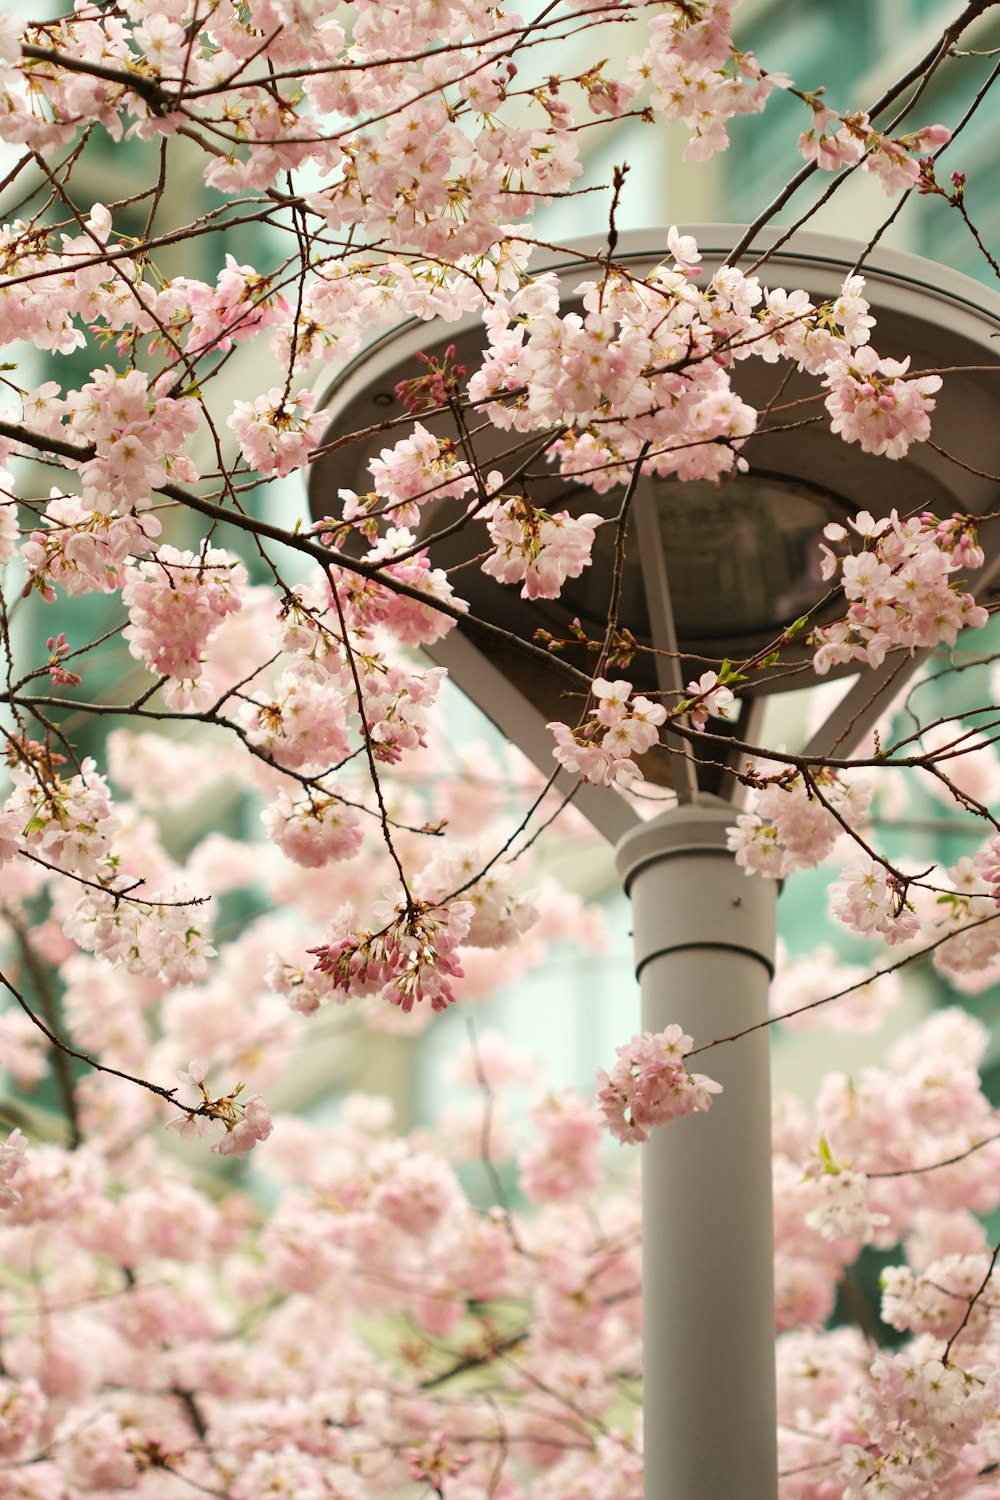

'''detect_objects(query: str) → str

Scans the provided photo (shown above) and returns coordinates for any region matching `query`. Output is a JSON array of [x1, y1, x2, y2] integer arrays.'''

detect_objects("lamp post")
[[308, 227, 1000, 1498]]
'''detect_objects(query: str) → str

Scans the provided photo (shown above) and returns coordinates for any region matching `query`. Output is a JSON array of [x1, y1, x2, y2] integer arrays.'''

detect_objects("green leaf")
[[717, 659, 748, 686]]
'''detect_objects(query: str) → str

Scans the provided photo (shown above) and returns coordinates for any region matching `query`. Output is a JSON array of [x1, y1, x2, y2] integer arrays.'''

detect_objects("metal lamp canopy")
[[308, 227, 1000, 838]]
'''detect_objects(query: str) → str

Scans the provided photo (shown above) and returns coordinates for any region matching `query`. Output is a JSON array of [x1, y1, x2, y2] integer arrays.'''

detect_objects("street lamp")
[[308, 227, 1000, 1499]]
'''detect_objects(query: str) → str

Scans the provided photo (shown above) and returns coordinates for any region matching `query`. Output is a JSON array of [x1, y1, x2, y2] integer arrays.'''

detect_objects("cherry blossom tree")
[[1, 0, 1000, 1495]]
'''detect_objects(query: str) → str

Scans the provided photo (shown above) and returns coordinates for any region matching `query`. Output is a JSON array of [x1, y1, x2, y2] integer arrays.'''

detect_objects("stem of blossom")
[[170, 1386, 209, 1442], [19, 850, 209, 911], [943, 1235, 1000, 1363], [868, 1129, 1000, 1177], [324, 564, 413, 908], [20, 43, 173, 110], [385, 428, 563, 568], [847, 184, 913, 278], [8, 693, 442, 837], [799, 765, 925, 882], [501, 780, 584, 865], [927, 436, 1000, 482], [923, 758, 1000, 829], [0, 413, 592, 689], [159, 484, 590, 688], [603, 162, 629, 270], [689, 907, 1000, 1056], [419, 1329, 529, 1390], [633, 480, 700, 802], [0, 580, 25, 744], [587, 440, 649, 694], [465, 1019, 526, 1254]]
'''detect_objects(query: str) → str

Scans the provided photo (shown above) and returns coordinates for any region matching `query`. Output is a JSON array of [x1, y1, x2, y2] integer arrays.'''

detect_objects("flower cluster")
[[415, 844, 539, 949], [331, 548, 467, 648], [798, 105, 950, 190], [823, 347, 943, 458], [596, 1027, 722, 1144], [177, 255, 291, 356], [21, 492, 161, 600], [64, 888, 215, 987], [463, 230, 941, 503], [627, 9, 780, 161], [728, 768, 873, 879], [5, 753, 119, 880], [121, 545, 248, 704], [365, 422, 476, 513], [881, 1254, 1000, 1344], [803, 1143, 890, 1244], [310, 898, 476, 1013], [361, 660, 449, 765], [167, 1060, 273, 1158], [0, 1128, 26, 1210], [260, 790, 363, 868], [840, 1351, 997, 1498], [682, 669, 737, 732], [518, 1092, 604, 1203], [977, 831, 1000, 907], [482, 498, 603, 600], [812, 509, 988, 675], [238, 667, 352, 773], [831, 858, 921, 946], [549, 677, 667, 789], [923, 847, 1000, 994], [227, 388, 326, 478]]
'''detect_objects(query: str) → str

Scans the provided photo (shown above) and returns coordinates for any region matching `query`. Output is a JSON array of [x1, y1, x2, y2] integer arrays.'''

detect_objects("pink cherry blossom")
[[831, 859, 921, 945], [518, 1093, 604, 1203], [482, 498, 602, 600], [0, 1128, 27, 1210], [121, 544, 247, 693], [823, 347, 941, 459], [684, 669, 736, 731], [597, 1027, 722, 1143], [168, 1061, 273, 1157], [548, 682, 667, 788], [227, 388, 325, 477], [261, 791, 363, 867], [812, 509, 988, 675]]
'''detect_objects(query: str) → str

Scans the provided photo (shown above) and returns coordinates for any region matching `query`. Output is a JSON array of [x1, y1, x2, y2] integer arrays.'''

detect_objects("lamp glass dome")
[[561, 473, 849, 647]]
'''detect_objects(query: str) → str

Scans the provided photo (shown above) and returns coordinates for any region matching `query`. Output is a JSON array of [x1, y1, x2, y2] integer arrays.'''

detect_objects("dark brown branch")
[[21, 43, 174, 111], [5, 911, 82, 1148], [0, 968, 183, 1107]]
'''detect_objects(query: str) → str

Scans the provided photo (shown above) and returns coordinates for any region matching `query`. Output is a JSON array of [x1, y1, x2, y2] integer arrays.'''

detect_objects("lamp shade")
[[308, 227, 1000, 831]]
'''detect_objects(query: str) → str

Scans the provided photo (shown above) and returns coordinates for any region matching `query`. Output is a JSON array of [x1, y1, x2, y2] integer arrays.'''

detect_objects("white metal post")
[[616, 798, 778, 1500]]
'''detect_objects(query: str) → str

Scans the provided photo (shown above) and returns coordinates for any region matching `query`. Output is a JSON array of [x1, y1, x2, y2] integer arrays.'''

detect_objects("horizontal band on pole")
[[634, 941, 776, 983]]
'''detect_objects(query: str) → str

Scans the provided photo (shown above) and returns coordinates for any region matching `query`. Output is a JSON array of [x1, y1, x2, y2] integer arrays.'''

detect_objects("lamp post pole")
[[607, 489, 781, 1496], [617, 800, 778, 1500]]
